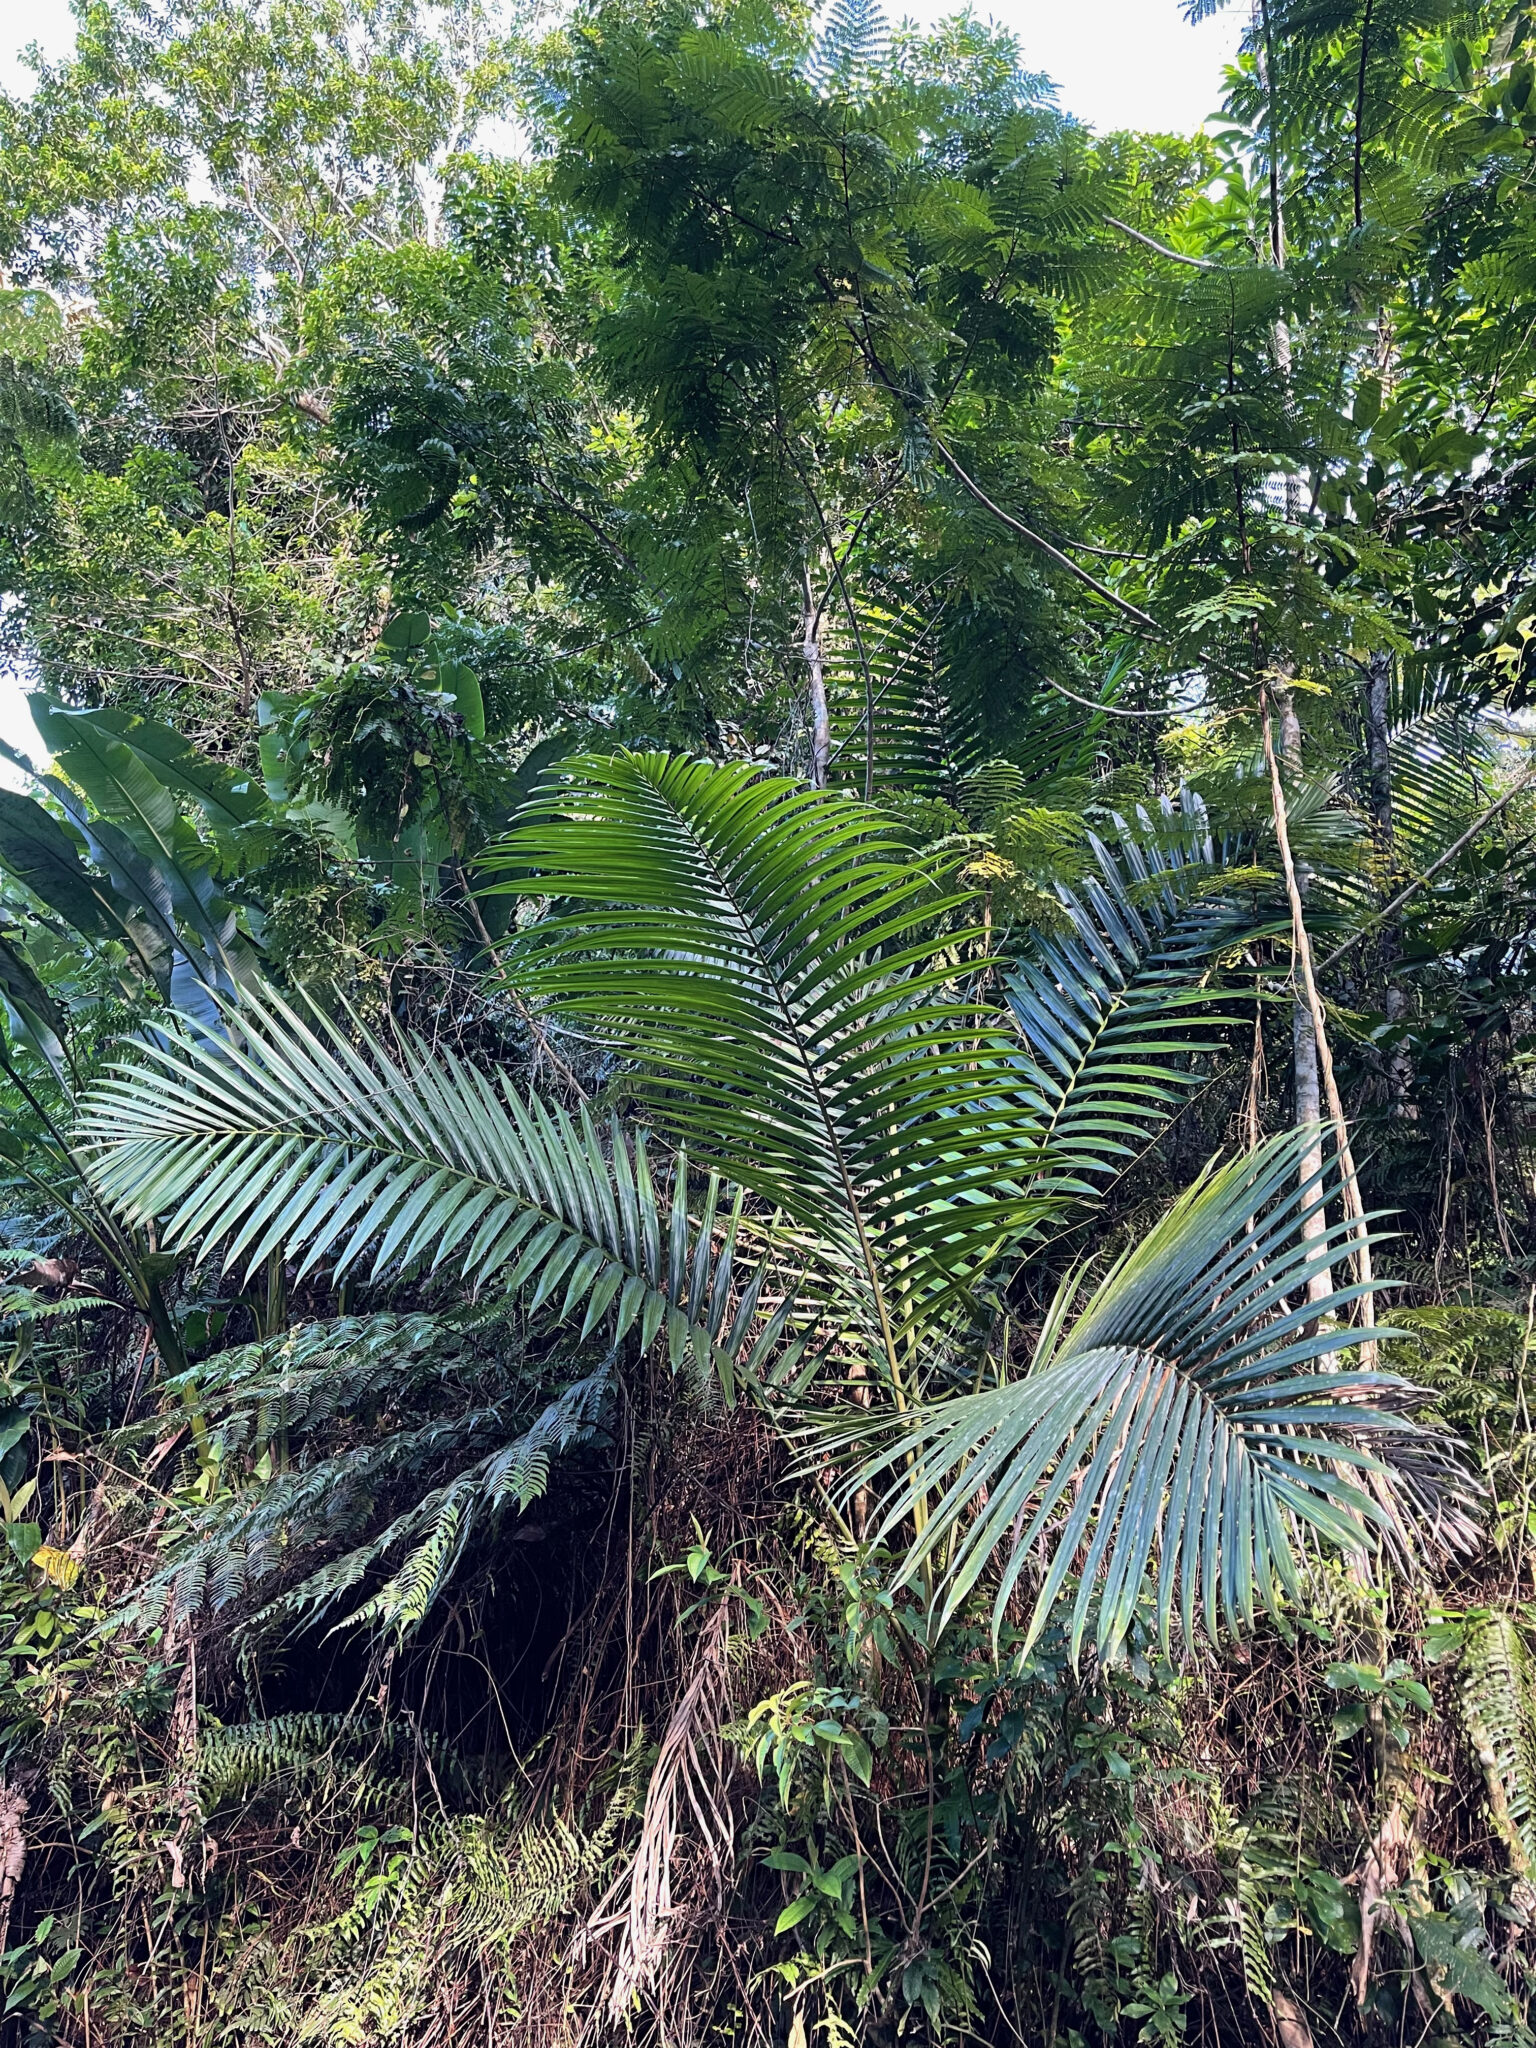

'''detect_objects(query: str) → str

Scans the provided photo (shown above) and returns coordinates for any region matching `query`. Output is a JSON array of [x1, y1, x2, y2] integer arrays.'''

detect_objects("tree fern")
[[332, 1362, 617, 1640]]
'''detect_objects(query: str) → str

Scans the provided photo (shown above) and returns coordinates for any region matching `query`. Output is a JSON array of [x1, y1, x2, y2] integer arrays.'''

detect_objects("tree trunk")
[[802, 563, 830, 790], [1273, 677, 1334, 1305], [1362, 651, 1415, 1111], [1363, 650, 1392, 849], [0, 1782, 26, 1953]]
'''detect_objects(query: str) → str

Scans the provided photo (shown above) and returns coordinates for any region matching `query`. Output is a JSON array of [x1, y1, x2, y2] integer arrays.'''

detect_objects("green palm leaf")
[[76, 987, 789, 1397], [818, 596, 981, 796], [1006, 802, 1242, 1199], [487, 751, 1056, 1365], [840, 1128, 1473, 1662], [1384, 667, 1501, 869]]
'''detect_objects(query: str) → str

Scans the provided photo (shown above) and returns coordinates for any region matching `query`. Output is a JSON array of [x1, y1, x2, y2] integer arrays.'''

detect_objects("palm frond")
[[820, 598, 981, 798], [838, 1128, 1471, 1662], [487, 752, 1056, 1351], [77, 986, 789, 1398], [1385, 665, 1501, 868], [1005, 799, 1243, 1200]]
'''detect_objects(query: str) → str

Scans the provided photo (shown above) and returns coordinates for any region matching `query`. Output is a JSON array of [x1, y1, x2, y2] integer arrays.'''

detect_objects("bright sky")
[[3, 0, 1246, 132], [0, 0, 1243, 781]]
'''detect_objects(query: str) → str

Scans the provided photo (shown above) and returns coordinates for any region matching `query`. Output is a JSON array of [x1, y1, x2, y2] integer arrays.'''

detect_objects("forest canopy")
[[0, 0, 1534, 2040]]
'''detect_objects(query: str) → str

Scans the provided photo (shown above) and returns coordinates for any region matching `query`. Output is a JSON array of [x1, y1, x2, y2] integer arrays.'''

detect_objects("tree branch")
[[930, 437, 1163, 635], [1103, 216, 1221, 271]]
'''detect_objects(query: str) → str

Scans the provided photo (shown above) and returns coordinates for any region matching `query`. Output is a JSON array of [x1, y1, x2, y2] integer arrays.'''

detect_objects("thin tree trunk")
[[1363, 649, 1392, 849], [1352, 0, 1375, 230], [802, 563, 830, 790], [1272, 677, 1334, 1306], [0, 1782, 26, 1953], [1262, 683, 1378, 1363], [1362, 652, 1415, 1111]]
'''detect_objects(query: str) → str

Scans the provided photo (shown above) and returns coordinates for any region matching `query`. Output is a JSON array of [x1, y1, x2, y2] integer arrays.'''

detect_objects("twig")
[[452, 857, 589, 1098], [1039, 674, 1175, 720], [1103, 216, 1221, 271]]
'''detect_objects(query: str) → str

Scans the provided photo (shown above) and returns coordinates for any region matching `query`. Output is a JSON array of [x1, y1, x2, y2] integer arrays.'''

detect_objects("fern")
[[337, 1362, 616, 1640], [1460, 1609, 1536, 1875], [197, 1712, 471, 1815], [288, 1783, 641, 2042]]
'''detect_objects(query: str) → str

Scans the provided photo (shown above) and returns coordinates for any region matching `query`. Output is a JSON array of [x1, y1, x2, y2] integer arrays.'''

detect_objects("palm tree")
[[77, 751, 1471, 1659]]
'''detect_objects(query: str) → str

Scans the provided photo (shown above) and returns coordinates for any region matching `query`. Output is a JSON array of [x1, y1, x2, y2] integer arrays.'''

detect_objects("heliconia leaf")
[[45, 704, 271, 835], [30, 695, 243, 988], [0, 927, 69, 1077], [0, 790, 124, 938]]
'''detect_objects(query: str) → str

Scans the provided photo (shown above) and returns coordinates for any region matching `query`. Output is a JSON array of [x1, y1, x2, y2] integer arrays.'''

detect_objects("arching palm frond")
[[1005, 801, 1244, 1200], [76, 988, 789, 1397], [1385, 665, 1502, 868], [840, 1128, 1476, 1662], [487, 752, 1056, 1351], [1313, 668, 1502, 932], [819, 598, 981, 798]]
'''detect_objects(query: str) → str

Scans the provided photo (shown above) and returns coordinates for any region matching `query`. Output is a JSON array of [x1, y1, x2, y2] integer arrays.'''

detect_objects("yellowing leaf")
[[31, 1544, 81, 1589]]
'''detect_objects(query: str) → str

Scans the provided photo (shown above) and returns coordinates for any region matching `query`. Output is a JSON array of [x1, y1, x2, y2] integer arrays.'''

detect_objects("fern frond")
[[1461, 1608, 1536, 1873], [334, 1362, 617, 1640]]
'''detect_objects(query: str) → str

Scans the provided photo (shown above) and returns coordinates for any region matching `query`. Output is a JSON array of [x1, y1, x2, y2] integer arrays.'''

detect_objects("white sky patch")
[[4, 0, 1245, 132], [922, 0, 1245, 135], [0, 658, 50, 792]]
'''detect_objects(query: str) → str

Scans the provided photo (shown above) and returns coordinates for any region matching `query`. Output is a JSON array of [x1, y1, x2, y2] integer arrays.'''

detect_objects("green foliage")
[[1004, 798, 1243, 1199], [0, 0, 1531, 2038], [492, 750, 1054, 1329], [78, 983, 790, 1401], [845, 1127, 1472, 1659]]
